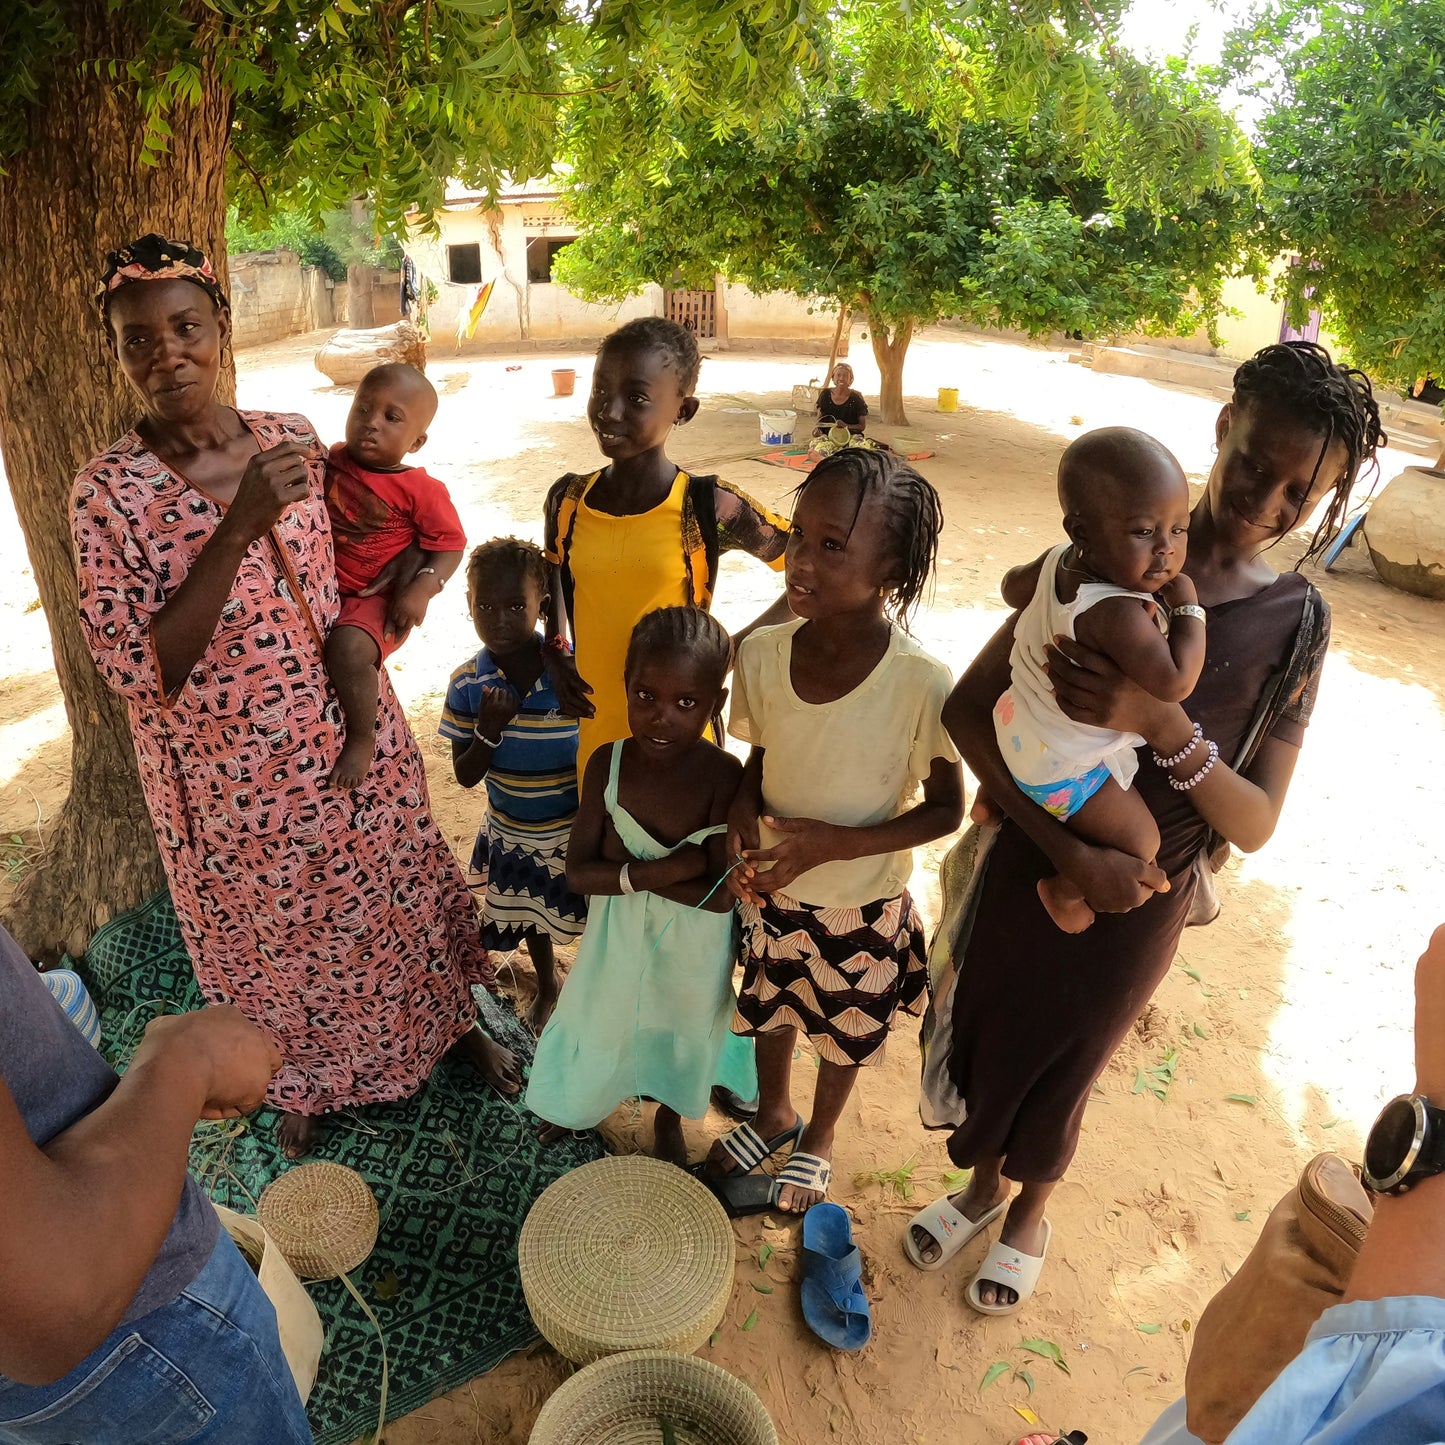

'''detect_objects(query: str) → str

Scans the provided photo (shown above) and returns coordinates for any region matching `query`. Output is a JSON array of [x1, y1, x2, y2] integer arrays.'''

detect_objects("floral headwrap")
[[95, 233, 228, 319]]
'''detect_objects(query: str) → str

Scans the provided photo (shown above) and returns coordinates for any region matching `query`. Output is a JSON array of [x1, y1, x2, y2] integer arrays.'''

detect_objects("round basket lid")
[[258, 1161, 379, 1281], [520, 1157, 733, 1363], [529, 1349, 777, 1445]]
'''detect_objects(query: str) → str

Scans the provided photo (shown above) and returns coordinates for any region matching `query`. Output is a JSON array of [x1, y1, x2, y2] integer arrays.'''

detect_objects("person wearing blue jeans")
[[0, 923, 311, 1443]]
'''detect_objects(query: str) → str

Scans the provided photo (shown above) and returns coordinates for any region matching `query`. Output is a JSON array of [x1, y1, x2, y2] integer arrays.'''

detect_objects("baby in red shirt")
[[324, 363, 465, 787]]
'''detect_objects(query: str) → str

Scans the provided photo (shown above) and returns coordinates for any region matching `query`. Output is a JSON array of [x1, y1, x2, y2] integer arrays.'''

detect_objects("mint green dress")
[[524, 742, 758, 1129]]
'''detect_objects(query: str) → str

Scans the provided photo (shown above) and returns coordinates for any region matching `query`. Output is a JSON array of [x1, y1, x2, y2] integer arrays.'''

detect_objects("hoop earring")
[[878, 585, 887, 598]]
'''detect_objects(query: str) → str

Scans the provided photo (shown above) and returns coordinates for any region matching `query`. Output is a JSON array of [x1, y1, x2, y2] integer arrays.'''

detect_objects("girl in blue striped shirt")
[[440, 538, 587, 1032]]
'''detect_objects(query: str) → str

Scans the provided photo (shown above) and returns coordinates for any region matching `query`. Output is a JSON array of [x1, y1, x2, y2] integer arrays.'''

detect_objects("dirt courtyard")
[[1, 325, 1442, 1444]]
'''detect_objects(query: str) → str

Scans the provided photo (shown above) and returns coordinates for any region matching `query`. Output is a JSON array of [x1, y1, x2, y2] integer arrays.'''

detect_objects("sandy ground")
[[2, 326, 1443, 1445]]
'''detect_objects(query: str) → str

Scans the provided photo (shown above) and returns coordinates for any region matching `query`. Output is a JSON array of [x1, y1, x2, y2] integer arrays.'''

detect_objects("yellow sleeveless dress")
[[569, 472, 693, 778]]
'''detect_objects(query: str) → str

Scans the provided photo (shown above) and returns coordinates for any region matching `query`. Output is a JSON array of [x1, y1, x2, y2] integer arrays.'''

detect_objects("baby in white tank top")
[[988, 428, 1206, 932]]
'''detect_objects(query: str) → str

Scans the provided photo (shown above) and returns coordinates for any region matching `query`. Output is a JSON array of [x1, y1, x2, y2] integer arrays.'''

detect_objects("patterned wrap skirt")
[[469, 817, 587, 950], [733, 891, 927, 1067]]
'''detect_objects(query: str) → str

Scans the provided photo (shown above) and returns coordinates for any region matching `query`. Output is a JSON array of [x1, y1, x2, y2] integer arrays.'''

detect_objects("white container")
[[758, 410, 797, 446]]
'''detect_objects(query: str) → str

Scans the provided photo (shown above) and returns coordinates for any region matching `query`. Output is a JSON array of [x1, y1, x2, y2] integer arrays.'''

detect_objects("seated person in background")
[[0, 922, 310, 1442], [324, 362, 466, 789], [814, 363, 869, 435]]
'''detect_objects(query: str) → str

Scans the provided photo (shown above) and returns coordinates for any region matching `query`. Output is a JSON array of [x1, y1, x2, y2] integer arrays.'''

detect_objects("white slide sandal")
[[966, 1218, 1052, 1315], [902, 1194, 1007, 1271]]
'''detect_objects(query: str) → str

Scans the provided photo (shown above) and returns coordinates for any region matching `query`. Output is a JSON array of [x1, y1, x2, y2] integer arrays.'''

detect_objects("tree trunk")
[[867, 312, 915, 425], [346, 198, 377, 328], [825, 304, 850, 377], [0, 0, 233, 960]]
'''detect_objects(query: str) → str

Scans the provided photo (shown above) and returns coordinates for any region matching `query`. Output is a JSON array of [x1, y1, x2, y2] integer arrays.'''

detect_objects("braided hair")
[[599, 317, 702, 393], [624, 606, 732, 690], [796, 449, 944, 628], [1230, 341, 1387, 565], [466, 536, 548, 598]]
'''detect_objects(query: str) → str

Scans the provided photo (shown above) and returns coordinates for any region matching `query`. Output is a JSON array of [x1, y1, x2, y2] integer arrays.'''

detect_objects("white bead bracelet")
[[1154, 721, 1203, 770], [1169, 739, 1219, 791]]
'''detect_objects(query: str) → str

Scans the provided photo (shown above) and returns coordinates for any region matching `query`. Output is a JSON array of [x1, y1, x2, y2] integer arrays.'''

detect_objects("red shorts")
[[335, 593, 406, 660]]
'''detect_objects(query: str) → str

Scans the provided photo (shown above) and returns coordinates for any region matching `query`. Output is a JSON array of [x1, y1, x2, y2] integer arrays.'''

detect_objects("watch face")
[[1365, 1096, 1423, 1186]]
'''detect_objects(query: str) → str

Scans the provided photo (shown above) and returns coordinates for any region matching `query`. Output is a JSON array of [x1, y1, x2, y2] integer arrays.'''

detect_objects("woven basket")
[[529, 1349, 777, 1445], [257, 1162, 379, 1280], [520, 1156, 733, 1363]]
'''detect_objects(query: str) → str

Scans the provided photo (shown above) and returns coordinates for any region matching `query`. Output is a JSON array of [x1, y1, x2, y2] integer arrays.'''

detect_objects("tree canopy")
[[1239, 0, 1445, 392], [558, 20, 1258, 422]]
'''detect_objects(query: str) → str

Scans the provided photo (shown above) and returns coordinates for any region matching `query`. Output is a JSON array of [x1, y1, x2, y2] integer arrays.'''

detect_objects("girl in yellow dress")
[[542, 318, 792, 778]]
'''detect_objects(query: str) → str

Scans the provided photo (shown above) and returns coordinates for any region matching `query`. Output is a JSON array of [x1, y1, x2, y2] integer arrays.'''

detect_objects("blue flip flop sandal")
[[800, 1202, 872, 1351]]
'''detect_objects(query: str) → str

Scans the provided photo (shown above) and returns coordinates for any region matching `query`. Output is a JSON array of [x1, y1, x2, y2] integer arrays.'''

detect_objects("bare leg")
[[1038, 777, 1161, 933], [702, 1027, 797, 1177], [651, 1105, 689, 1169], [450, 1022, 521, 1095], [522, 931, 559, 1034], [777, 1057, 860, 1213], [976, 1180, 1057, 1308], [908, 1152, 1013, 1264], [278, 1112, 321, 1160], [325, 624, 381, 789]]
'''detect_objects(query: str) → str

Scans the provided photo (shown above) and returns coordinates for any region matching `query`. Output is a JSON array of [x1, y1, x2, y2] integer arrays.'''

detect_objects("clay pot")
[[1364, 466, 1445, 599], [552, 368, 577, 397]]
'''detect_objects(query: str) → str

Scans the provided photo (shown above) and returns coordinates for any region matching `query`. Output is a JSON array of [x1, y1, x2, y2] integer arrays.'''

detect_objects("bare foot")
[[974, 1207, 1049, 1309], [537, 1121, 568, 1143], [652, 1108, 689, 1169], [451, 1023, 521, 1095], [700, 1107, 799, 1180], [970, 790, 1004, 826], [777, 1123, 832, 1213], [908, 1174, 1010, 1264], [1037, 876, 1095, 933], [278, 1112, 321, 1160], [327, 732, 376, 790], [524, 989, 558, 1036]]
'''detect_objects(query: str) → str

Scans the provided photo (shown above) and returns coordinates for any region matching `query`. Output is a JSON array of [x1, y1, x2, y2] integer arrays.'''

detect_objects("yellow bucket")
[[937, 387, 959, 412]]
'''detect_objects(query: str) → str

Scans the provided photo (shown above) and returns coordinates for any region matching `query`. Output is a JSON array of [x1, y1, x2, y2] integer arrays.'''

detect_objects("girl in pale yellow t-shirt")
[[540, 318, 791, 778], [708, 450, 965, 1217]]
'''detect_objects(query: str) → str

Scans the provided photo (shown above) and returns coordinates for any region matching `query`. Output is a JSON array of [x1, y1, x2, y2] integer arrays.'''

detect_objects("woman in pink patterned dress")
[[71, 233, 518, 1158]]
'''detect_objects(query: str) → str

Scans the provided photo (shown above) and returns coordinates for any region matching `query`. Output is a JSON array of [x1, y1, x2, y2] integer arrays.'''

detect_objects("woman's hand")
[[357, 542, 423, 599], [544, 650, 596, 719], [746, 814, 847, 896], [221, 442, 317, 546], [1056, 836, 1169, 914], [136, 1006, 282, 1119], [1044, 635, 1176, 740]]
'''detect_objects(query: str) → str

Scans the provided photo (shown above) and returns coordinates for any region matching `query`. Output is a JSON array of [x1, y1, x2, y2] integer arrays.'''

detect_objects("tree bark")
[[345, 197, 377, 328], [0, 0, 233, 960], [825, 304, 850, 377], [867, 311, 915, 425]]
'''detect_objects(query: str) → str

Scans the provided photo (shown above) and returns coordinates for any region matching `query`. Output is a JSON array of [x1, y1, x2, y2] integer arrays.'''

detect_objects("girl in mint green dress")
[[525, 607, 757, 1166]]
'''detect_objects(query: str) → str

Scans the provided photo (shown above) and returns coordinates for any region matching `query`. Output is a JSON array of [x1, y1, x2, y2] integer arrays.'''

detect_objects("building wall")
[[409, 205, 839, 346], [229, 250, 403, 348]]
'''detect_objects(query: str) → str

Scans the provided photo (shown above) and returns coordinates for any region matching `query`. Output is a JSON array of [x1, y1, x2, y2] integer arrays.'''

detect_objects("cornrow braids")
[[600, 317, 702, 393], [624, 606, 732, 690], [467, 536, 548, 596], [1231, 341, 1387, 565], [796, 449, 944, 629]]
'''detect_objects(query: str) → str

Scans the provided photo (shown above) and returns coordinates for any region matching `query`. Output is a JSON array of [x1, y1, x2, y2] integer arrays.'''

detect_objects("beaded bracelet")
[[1168, 739, 1219, 792], [1153, 721, 1203, 770], [476, 730, 503, 749], [542, 634, 574, 656]]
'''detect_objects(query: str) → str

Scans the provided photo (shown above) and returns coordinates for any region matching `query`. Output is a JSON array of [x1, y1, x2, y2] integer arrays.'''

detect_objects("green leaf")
[[1137, 1322, 1162, 1334], [1016, 1367, 1036, 1393], [1235, 1210, 1251, 1221], [1225, 1093, 1257, 1105], [1132, 1066, 1150, 1095], [980, 1361, 1010, 1390], [1191, 1022, 1207, 1038], [751, 1280, 774, 1294], [1180, 965, 1203, 982], [758, 1243, 774, 1269], [373, 1269, 401, 1301], [1021, 1338, 1070, 1373], [708, 1330, 721, 1346], [741, 1308, 759, 1331]]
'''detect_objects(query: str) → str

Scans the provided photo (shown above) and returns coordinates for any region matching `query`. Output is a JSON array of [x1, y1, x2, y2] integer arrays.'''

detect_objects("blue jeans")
[[0, 1229, 313, 1444]]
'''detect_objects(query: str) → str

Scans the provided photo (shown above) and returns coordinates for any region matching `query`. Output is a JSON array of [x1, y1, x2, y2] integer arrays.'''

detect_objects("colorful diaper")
[[1014, 761, 1113, 821]]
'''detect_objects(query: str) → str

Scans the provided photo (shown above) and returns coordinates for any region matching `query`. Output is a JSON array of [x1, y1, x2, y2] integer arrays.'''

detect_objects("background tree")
[[0, 0, 826, 957], [559, 29, 1258, 423], [1235, 0, 1445, 394]]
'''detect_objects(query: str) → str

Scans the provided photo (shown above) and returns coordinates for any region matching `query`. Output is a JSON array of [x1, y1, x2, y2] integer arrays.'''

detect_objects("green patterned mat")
[[73, 891, 606, 1445]]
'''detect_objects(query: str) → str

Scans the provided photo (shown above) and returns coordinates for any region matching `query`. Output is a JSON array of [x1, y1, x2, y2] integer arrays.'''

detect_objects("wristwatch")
[[1361, 1093, 1445, 1194]]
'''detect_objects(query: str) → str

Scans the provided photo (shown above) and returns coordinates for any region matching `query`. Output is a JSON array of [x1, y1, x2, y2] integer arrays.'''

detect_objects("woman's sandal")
[[693, 1116, 805, 1219], [800, 1203, 872, 1350], [966, 1218, 1052, 1316], [775, 1151, 832, 1213], [902, 1193, 1007, 1271]]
